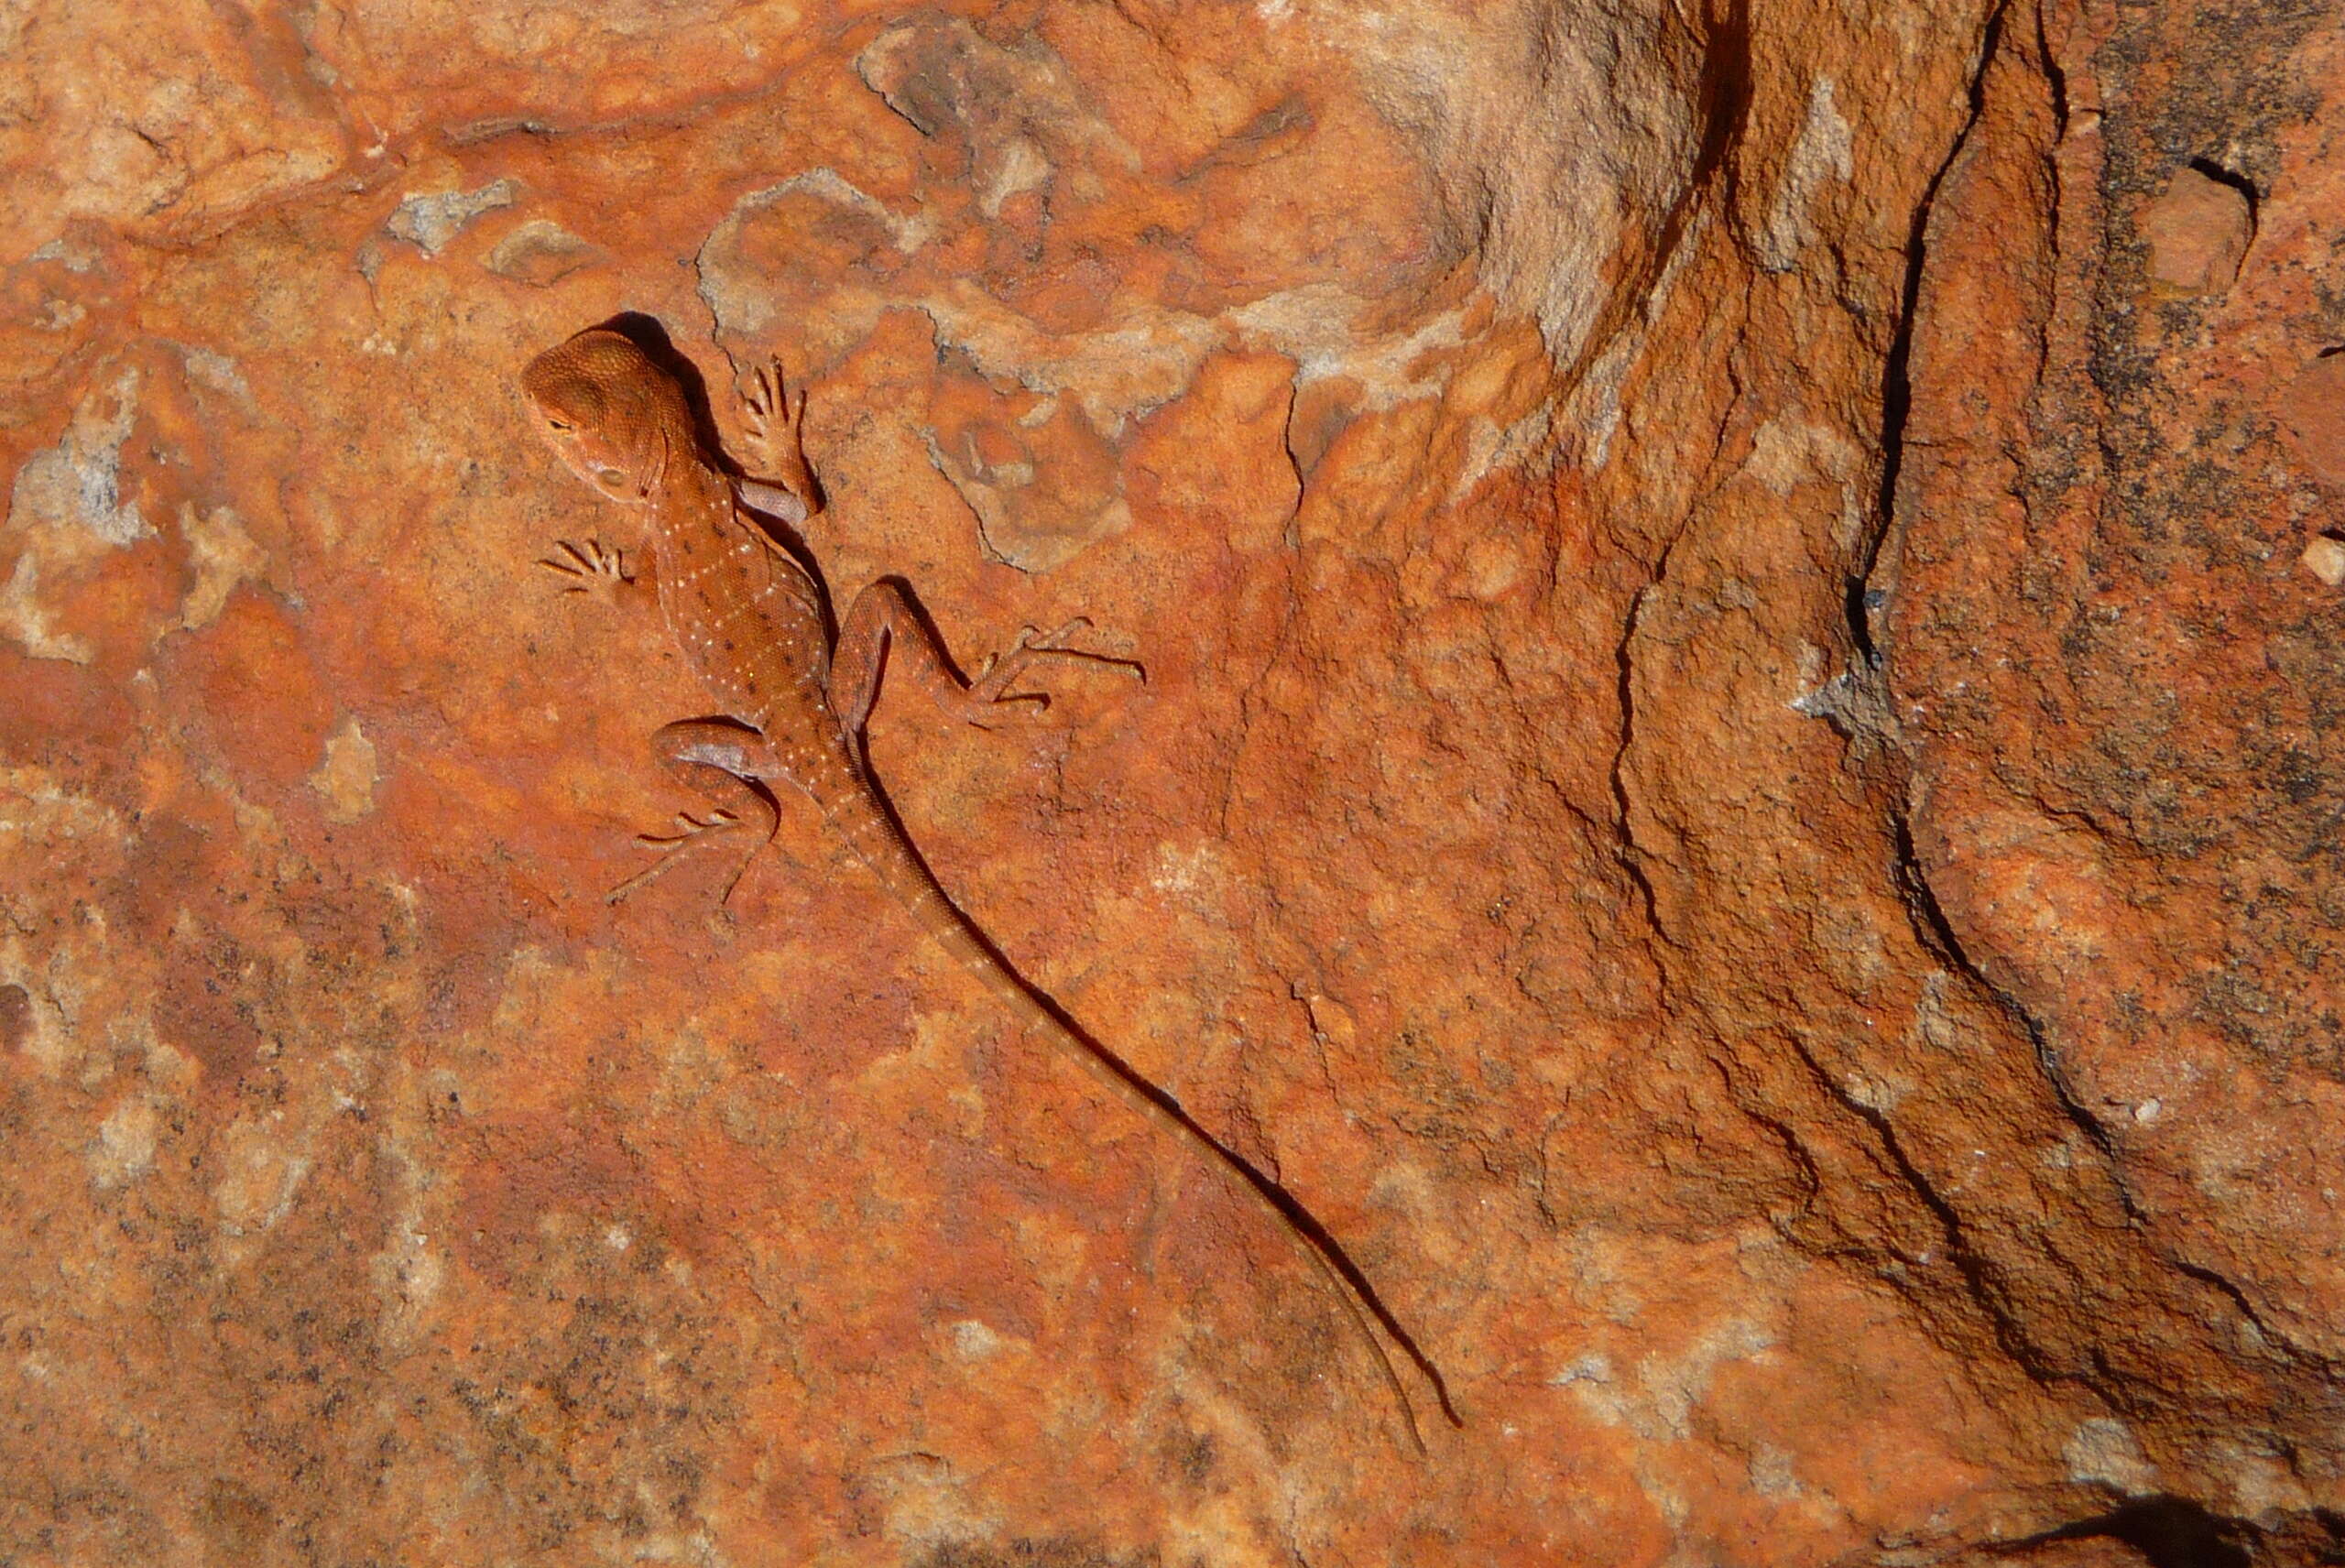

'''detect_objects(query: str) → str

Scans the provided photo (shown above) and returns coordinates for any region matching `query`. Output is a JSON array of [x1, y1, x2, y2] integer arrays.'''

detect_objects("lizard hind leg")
[[830, 583, 1144, 743], [605, 719, 784, 906]]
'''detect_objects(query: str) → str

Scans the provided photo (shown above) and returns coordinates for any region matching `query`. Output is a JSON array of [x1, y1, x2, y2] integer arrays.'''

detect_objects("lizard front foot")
[[964, 617, 1146, 725], [735, 357, 817, 515], [537, 538, 635, 606]]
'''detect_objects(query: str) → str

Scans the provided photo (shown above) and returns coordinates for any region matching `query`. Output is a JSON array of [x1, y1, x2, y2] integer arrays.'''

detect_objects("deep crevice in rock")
[[1831, 0, 2120, 1398], [1608, 579, 1673, 964], [1855, 0, 2012, 665], [1849, 0, 2332, 1510], [1883, 815, 2131, 1213], [1778, 1027, 2068, 1385]]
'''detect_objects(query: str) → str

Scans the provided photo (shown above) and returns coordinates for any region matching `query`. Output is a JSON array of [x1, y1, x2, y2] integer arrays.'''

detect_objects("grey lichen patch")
[[211, 1114, 315, 1236], [386, 178, 518, 257], [1808, 899, 1893, 991], [695, 170, 929, 346], [2065, 1417, 2159, 1496], [921, 283, 1218, 437], [976, 135, 1051, 219], [1791, 640, 1897, 757], [1745, 414, 1861, 496], [1745, 413, 1869, 553], [0, 363, 160, 660], [28, 238, 96, 273], [0, 555, 93, 663], [1448, 405, 1555, 504], [1551, 1314, 1778, 1443], [175, 343, 254, 404], [1747, 1443, 1811, 1502], [911, 1541, 1154, 1568], [6, 365, 149, 551], [89, 1095, 158, 1188], [1227, 284, 1464, 411]]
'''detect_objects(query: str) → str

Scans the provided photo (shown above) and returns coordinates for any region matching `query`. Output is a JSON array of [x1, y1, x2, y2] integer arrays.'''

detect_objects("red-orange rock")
[[2277, 353, 2345, 489], [3, 0, 2341, 1563], [2141, 166, 2253, 295], [1889, 0, 2345, 1556]]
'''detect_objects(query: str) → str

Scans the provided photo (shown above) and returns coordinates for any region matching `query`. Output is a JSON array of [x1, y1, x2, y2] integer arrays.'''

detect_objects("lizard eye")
[[545, 419, 572, 432], [594, 467, 627, 486]]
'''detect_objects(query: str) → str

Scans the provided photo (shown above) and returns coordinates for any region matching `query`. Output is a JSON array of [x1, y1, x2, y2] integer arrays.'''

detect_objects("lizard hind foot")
[[965, 617, 1147, 724], [607, 720, 788, 907], [603, 806, 772, 907]]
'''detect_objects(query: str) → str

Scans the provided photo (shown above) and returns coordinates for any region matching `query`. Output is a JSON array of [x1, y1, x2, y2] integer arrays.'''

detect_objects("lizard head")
[[519, 328, 693, 504]]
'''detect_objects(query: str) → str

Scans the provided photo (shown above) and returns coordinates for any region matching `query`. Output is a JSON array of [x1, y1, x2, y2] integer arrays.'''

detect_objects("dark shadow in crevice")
[[2003, 1496, 2253, 1568], [2187, 156, 2262, 224]]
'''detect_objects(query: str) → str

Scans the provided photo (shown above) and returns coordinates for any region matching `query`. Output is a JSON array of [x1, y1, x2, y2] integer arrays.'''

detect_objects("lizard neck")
[[644, 435, 732, 562]]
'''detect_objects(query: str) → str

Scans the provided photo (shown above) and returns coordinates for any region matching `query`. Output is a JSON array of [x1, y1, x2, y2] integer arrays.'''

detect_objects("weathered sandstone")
[[3, 0, 2340, 1562]]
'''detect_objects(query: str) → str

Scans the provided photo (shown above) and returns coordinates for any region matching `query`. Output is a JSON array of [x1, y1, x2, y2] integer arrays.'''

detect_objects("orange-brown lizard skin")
[[518, 324, 1437, 1454]]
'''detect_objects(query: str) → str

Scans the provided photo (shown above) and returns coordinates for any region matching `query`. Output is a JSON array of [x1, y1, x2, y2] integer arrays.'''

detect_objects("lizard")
[[517, 322, 1435, 1454]]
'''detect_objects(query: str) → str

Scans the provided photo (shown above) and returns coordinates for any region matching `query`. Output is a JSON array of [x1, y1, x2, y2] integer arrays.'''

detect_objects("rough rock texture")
[[2, 0, 2340, 1563]]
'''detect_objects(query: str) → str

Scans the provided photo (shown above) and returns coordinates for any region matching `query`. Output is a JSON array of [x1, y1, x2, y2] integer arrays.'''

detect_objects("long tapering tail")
[[820, 781, 1432, 1454]]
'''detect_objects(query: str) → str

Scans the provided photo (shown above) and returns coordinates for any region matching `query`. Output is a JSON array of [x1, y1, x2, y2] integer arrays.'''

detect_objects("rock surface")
[[1, 0, 2339, 1563]]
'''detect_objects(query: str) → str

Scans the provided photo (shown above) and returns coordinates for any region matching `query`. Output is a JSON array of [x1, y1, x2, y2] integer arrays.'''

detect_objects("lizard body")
[[518, 324, 1429, 1454]]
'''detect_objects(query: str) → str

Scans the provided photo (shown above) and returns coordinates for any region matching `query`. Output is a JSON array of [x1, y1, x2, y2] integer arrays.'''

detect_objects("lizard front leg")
[[827, 581, 1144, 746], [605, 719, 784, 905]]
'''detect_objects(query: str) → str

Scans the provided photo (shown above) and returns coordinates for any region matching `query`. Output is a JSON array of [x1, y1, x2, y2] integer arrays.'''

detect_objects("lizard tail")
[[819, 784, 1430, 1456]]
